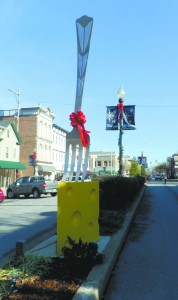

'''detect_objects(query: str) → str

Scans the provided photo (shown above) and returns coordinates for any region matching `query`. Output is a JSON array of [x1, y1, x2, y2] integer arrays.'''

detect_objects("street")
[[0, 195, 57, 262], [103, 181, 178, 300]]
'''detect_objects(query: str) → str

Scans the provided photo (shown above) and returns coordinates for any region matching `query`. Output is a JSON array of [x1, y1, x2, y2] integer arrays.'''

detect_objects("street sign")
[[29, 155, 35, 166]]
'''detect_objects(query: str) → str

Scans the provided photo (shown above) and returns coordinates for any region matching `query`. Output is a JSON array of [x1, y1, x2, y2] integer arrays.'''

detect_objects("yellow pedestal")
[[57, 181, 99, 256]]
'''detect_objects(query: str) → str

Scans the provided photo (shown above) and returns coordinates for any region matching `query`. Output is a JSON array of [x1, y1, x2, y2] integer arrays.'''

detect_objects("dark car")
[[155, 174, 162, 181]]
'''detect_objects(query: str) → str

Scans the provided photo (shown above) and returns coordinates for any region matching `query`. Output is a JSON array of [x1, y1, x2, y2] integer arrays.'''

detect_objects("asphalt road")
[[0, 194, 57, 262], [103, 181, 178, 300]]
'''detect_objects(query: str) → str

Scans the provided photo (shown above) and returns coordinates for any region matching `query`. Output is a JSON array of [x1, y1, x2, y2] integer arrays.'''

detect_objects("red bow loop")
[[117, 103, 124, 123], [69, 110, 90, 147]]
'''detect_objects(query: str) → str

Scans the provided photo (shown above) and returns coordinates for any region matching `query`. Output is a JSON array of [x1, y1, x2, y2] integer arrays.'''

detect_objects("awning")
[[0, 160, 27, 169], [38, 165, 56, 172]]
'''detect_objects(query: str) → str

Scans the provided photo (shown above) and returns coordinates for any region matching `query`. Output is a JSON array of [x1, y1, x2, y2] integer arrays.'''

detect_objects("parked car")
[[0, 188, 5, 203], [155, 174, 162, 181], [72, 176, 91, 182], [64, 175, 91, 182], [6, 176, 58, 199]]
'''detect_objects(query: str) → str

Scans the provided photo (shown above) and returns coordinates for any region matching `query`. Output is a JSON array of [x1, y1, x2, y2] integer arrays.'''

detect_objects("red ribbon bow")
[[69, 110, 90, 147], [117, 103, 124, 123]]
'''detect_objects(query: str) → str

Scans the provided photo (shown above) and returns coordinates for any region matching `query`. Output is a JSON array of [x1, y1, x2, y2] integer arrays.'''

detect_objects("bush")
[[99, 175, 145, 210]]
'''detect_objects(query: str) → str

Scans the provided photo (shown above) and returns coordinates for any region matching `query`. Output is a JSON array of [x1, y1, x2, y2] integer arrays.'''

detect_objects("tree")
[[154, 162, 167, 174], [141, 165, 147, 177], [129, 160, 141, 177]]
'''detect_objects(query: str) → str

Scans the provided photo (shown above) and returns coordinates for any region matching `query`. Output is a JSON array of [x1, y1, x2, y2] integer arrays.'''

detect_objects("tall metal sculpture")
[[63, 16, 93, 181]]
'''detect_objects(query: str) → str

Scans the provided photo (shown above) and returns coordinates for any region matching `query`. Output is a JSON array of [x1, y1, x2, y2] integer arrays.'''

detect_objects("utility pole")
[[8, 88, 20, 131]]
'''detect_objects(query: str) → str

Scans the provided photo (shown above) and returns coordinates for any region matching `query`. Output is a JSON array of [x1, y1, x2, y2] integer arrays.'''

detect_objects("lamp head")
[[117, 86, 125, 102]]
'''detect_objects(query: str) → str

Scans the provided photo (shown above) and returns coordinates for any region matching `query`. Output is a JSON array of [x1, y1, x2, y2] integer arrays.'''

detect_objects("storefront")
[[0, 160, 27, 187], [38, 165, 56, 180]]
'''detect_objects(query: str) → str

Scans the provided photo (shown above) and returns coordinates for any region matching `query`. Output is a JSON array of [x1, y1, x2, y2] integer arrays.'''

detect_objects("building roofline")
[[53, 123, 68, 133]]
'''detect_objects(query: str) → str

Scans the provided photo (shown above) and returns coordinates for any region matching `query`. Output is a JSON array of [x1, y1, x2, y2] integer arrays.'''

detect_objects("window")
[[39, 120, 43, 137], [6, 147, 9, 158], [44, 145, 47, 160], [7, 129, 10, 138], [97, 161, 101, 166], [13, 148, 16, 159], [48, 125, 51, 140], [49, 146, 51, 162], [45, 123, 47, 139]]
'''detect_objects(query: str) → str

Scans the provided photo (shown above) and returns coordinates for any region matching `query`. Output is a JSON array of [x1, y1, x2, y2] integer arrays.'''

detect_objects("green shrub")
[[99, 175, 145, 210]]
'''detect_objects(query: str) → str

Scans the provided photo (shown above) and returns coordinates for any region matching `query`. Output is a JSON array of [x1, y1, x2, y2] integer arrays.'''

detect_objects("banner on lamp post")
[[123, 105, 136, 130], [106, 106, 118, 130], [106, 105, 136, 130], [29, 155, 35, 166], [29, 152, 37, 166], [138, 156, 148, 168]]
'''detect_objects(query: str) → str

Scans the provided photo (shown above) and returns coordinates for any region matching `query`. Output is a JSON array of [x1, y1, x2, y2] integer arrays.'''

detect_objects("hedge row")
[[99, 176, 145, 210]]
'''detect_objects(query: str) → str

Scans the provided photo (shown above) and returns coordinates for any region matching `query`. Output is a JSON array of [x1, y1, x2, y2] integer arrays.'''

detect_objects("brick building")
[[0, 106, 57, 180]]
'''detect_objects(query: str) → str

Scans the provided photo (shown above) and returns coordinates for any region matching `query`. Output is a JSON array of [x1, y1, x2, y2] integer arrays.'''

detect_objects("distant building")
[[89, 151, 133, 176], [167, 154, 178, 179]]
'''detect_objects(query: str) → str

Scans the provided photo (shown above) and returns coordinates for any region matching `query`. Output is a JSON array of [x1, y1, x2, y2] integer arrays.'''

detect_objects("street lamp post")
[[117, 87, 125, 176], [8, 88, 20, 131], [8, 88, 20, 180], [111, 152, 112, 175]]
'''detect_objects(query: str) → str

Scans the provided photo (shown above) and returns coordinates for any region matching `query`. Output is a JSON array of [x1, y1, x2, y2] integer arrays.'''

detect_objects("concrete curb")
[[73, 185, 147, 300]]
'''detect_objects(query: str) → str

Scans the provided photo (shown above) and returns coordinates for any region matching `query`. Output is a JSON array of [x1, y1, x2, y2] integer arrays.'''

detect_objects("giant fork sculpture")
[[63, 15, 93, 182]]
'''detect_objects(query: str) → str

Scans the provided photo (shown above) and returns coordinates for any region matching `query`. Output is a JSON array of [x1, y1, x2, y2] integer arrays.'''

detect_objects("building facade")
[[167, 154, 178, 179], [89, 151, 119, 175], [0, 120, 26, 186], [0, 107, 57, 180], [89, 151, 133, 176], [52, 124, 68, 178]]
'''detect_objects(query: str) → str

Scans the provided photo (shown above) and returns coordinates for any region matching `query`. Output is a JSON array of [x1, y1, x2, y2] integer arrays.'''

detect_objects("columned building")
[[89, 151, 118, 175], [89, 151, 133, 176]]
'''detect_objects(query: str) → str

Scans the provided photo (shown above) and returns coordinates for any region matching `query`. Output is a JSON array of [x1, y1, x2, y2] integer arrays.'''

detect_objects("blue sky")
[[0, 0, 178, 168]]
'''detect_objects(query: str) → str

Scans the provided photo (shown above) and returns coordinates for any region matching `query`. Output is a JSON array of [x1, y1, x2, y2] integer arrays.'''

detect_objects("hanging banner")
[[123, 105, 136, 130], [138, 156, 148, 168], [106, 106, 118, 130], [106, 105, 136, 130]]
